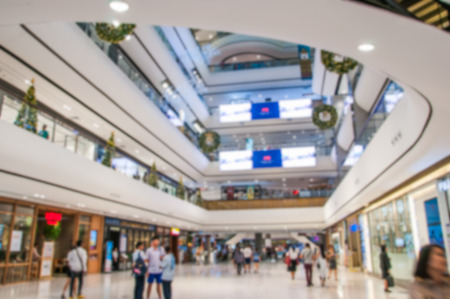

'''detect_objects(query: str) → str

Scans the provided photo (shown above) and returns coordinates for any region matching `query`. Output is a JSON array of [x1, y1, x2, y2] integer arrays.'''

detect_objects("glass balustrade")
[[208, 58, 300, 73], [0, 86, 192, 202]]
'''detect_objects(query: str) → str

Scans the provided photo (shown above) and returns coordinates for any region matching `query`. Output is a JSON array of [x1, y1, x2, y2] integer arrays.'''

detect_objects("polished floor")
[[0, 262, 410, 299]]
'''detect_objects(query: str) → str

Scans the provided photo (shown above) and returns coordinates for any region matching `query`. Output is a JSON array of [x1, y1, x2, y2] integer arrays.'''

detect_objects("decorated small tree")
[[14, 102, 27, 128], [24, 79, 38, 133], [196, 189, 203, 207], [176, 177, 185, 200], [148, 162, 159, 188], [102, 132, 116, 167]]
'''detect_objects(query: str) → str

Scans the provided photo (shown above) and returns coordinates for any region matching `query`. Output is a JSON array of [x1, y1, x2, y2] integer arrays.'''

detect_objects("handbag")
[[285, 256, 291, 265], [132, 252, 146, 277], [387, 275, 395, 287]]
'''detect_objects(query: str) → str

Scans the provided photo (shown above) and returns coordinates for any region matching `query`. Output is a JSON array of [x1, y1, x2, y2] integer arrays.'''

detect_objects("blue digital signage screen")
[[251, 102, 280, 120], [253, 150, 282, 168]]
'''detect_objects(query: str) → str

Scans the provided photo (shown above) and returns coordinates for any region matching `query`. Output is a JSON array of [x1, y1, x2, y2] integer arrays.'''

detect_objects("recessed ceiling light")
[[358, 43, 375, 52], [133, 215, 139, 218], [93, 123, 100, 128], [63, 104, 72, 111], [109, 0, 129, 13], [282, 178, 286, 182], [77, 203, 86, 208], [23, 196, 28, 199], [24, 79, 31, 85], [116, 138, 122, 143], [112, 20, 121, 28], [34, 193, 39, 198], [125, 35, 132, 41], [208, 34, 213, 39], [111, 210, 117, 214], [135, 149, 140, 154], [40, 194, 45, 199], [232, 57, 237, 61], [256, 55, 261, 59]]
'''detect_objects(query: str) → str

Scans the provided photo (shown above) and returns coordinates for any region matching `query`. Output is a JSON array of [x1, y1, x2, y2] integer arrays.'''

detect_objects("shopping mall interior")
[[0, 0, 449, 298]]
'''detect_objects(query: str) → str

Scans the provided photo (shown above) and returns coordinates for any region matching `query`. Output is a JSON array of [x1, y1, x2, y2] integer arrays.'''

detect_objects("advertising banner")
[[10, 230, 23, 252], [104, 240, 114, 273], [219, 150, 253, 171], [253, 150, 282, 168], [251, 102, 279, 120]]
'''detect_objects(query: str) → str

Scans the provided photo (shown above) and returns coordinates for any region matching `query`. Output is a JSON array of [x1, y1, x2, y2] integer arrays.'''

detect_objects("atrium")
[[0, 0, 449, 298]]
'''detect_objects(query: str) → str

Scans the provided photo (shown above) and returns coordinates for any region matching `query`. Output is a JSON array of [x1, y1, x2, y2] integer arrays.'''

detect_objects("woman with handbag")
[[326, 245, 338, 281], [379, 244, 393, 293], [315, 245, 328, 287], [286, 246, 299, 280]]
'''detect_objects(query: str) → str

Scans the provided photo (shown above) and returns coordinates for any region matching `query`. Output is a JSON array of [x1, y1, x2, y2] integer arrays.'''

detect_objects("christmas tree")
[[101, 132, 116, 167], [24, 79, 38, 133], [148, 162, 159, 188], [14, 102, 27, 128], [176, 177, 185, 200], [196, 188, 203, 206]]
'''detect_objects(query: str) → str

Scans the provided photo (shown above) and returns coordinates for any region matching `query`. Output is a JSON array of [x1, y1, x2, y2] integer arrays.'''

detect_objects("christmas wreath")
[[199, 131, 220, 153], [321, 50, 358, 75], [312, 104, 338, 130], [95, 23, 136, 44]]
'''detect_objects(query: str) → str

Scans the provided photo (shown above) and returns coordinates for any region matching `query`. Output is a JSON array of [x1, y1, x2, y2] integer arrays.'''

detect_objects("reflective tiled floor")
[[0, 262, 410, 298]]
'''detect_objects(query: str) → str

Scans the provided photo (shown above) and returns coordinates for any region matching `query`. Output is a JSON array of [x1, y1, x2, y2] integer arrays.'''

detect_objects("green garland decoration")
[[321, 50, 358, 75], [102, 132, 116, 167], [176, 177, 185, 200], [199, 131, 221, 153], [148, 162, 159, 188], [44, 223, 62, 241], [312, 104, 338, 130], [95, 23, 136, 44]]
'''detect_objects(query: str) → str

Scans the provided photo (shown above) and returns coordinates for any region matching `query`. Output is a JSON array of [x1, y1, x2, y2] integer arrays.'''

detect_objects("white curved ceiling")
[[1, 0, 450, 230]]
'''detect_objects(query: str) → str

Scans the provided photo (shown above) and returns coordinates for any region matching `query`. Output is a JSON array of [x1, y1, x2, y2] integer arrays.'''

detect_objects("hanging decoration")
[[312, 104, 338, 130], [199, 131, 220, 153], [44, 222, 62, 241], [196, 189, 203, 207], [148, 162, 159, 188], [321, 50, 358, 75], [176, 177, 185, 200], [95, 23, 136, 44], [102, 132, 116, 167]]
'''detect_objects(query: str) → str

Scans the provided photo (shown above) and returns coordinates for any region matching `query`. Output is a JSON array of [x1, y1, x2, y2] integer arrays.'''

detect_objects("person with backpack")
[[67, 240, 87, 299], [233, 246, 245, 275], [160, 245, 176, 299], [132, 242, 147, 299], [146, 236, 166, 299], [380, 244, 393, 293]]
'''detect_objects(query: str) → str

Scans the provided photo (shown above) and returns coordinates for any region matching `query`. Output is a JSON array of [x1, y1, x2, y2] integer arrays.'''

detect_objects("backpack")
[[132, 252, 146, 277]]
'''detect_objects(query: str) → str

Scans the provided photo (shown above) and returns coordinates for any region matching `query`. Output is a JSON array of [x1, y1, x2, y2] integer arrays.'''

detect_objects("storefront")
[[103, 217, 156, 271], [0, 197, 104, 285], [345, 212, 363, 270], [327, 222, 347, 267]]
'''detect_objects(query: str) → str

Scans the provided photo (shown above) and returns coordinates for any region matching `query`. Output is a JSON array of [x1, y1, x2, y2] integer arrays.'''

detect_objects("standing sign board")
[[40, 241, 55, 278], [104, 240, 113, 273], [10, 230, 23, 252]]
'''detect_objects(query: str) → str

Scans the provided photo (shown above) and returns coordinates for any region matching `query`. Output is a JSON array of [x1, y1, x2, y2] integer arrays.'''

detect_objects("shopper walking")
[[286, 246, 300, 280], [301, 243, 314, 286], [146, 237, 166, 299], [410, 244, 450, 299], [61, 246, 76, 299], [379, 245, 392, 293], [132, 242, 147, 299], [315, 245, 328, 287], [326, 245, 338, 280], [67, 240, 87, 299], [161, 246, 176, 299], [243, 245, 253, 274], [233, 246, 245, 275], [253, 250, 261, 273]]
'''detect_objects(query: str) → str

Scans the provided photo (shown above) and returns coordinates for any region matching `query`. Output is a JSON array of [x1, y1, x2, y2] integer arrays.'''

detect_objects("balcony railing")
[[77, 23, 204, 154], [0, 82, 199, 204], [208, 58, 301, 73], [201, 197, 328, 210]]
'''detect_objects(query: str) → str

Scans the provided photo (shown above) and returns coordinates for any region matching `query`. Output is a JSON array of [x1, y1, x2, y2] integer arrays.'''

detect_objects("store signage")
[[45, 212, 62, 226], [437, 178, 450, 192], [171, 228, 180, 236], [105, 217, 156, 231]]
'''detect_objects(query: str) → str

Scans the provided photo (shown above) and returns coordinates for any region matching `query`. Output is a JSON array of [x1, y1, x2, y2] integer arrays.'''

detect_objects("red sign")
[[45, 212, 62, 226], [171, 228, 180, 236], [261, 107, 269, 113], [263, 155, 272, 161]]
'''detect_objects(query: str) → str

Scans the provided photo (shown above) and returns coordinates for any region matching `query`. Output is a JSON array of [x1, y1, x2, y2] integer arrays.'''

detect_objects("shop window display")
[[0, 213, 12, 264], [8, 215, 33, 264], [368, 197, 416, 281]]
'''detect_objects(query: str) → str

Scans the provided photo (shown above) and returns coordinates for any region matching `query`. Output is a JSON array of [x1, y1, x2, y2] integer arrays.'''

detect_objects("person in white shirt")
[[146, 237, 166, 299], [286, 246, 300, 280], [67, 240, 87, 299], [243, 245, 253, 274], [314, 245, 328, 287], [300, 243, 314, 287]]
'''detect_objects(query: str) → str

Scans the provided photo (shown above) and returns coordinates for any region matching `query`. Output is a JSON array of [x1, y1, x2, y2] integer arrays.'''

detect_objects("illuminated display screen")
[[281, 147, 316, 168], [252, 150, 282, 168], [219, 103, 251, 123], [219, 150, 253, 171], [279, 99, 312, 119], [251, 102, 280, 120]]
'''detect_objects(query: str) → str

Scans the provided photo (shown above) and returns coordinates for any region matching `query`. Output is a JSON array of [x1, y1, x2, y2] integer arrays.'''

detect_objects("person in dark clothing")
[[379, 245, 392, 293], [132, 242, 146, 299], [233, 246, 245, 275]]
